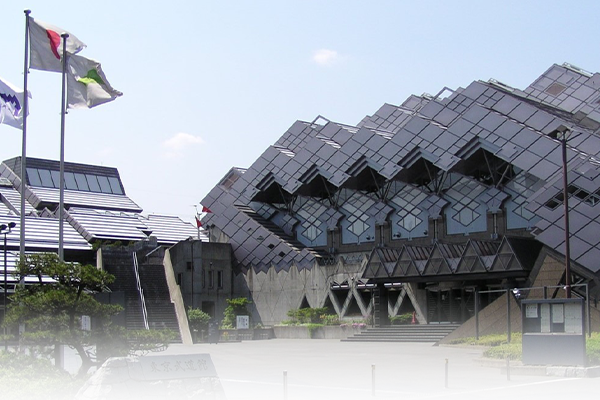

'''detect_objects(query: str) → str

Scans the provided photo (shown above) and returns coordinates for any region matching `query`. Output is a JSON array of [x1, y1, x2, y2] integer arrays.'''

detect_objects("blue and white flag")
[[0, 76, 29, 130]]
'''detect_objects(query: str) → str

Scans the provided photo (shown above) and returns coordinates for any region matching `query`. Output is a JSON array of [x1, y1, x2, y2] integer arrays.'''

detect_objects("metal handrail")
[[132, 252, 149, 330]]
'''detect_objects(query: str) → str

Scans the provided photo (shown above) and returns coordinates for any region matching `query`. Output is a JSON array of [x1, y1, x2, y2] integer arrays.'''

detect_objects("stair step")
[[342, 324, 459, 343]]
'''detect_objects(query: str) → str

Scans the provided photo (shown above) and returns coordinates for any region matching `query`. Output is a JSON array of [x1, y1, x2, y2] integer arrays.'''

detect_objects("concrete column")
[[376, 283, 389, 326], [404, 282, 428, 324]]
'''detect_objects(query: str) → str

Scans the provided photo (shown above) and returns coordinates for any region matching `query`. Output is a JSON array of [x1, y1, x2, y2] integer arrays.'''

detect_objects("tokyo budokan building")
[[2, 62, 600, 342]]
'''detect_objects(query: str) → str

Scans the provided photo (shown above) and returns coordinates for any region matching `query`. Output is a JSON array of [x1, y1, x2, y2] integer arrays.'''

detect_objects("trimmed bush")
[[222, 297, 251, 328], [483, 341, 522, 361], [389, 313, 413, 325], [285, 307, 329, 324]]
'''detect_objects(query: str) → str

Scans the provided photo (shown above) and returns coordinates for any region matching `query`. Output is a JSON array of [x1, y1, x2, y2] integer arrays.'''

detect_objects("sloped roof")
[[201, 63, 600, 275]]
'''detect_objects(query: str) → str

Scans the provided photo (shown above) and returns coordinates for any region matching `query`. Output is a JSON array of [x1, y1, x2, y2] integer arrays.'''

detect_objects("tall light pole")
[[1, 221, 17, 350], [557, 126, 572, 298]]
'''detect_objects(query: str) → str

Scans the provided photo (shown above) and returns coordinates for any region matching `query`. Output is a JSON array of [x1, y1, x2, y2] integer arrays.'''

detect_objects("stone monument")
[[74, 353, 226, 399]]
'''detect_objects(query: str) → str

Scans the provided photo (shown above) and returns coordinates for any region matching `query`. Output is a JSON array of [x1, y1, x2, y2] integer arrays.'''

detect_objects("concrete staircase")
[[341, 324, 460, 343], [102, 245, 181, 342], [135, 248, 181, 340], [102, 247, 147, 331]]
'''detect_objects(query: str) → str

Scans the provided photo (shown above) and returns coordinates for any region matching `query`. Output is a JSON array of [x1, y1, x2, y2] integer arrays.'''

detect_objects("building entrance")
[[426, 288, 475, 324]]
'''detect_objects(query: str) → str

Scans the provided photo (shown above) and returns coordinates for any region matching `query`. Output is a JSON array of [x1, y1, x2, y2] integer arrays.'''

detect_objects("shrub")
[[448, 333, 521, 346], [587, 332, 600, 365], [286, 307, 329, 324], [187, 308, 211, 333], [390, 313, 413, 325], [321, 314, 340, 326], [222, 297, 251, 328], [0, 351, 84, 399], [483, 341, 522, 361]]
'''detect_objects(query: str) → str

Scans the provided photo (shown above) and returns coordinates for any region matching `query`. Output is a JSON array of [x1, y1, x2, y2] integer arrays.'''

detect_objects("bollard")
[[444, 359, 449, 388], [506, 358, 511, 381], [283, 370, 288, 400], [371, 364, 376, 397]]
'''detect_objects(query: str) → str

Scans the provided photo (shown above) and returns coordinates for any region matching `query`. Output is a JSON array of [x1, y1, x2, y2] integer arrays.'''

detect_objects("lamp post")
[[556, 126, 572, 298], [1, 221, 17, 350]]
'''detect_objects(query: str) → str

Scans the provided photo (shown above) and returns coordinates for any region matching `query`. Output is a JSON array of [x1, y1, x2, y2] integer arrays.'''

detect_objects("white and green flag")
[[67, 54, 122, 109]]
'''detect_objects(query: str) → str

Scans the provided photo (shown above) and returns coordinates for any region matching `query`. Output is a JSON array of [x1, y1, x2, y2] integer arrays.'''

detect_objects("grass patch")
[[450, 332, 600, 365], [448, 333, 521, 347]]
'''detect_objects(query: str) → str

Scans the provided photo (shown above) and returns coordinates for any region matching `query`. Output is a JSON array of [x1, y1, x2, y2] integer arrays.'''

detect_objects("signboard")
[[81, 315, 91, 331], [236, 315, 249, 330], [552, 303, 564, 324], [521, 298, 586, 366], [525, 304, 538, 318], [564, 302, 583, 334], [139, 354, 218, 380]]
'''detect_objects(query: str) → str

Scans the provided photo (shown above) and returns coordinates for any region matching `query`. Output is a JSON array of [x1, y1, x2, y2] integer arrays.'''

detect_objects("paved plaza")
[[158, 339, 598, 400]]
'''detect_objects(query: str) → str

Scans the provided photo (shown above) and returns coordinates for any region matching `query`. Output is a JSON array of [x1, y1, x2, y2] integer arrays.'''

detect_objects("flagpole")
[[20, 10, 31, 259], [58, 33, 69, 261]]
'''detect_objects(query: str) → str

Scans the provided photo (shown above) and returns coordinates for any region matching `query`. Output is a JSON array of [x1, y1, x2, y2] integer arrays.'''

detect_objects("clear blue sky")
[[2, 1, 599, 223]]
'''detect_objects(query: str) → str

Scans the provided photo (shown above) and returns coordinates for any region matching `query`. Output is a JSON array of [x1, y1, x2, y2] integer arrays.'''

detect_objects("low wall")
[[273, 325, 365, 339], [219, 328, 275, 341], [74, 354, 226, 400]]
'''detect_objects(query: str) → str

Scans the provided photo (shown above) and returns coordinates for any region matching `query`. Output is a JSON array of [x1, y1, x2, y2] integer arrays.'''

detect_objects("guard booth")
[[521, 298, 586, 366]]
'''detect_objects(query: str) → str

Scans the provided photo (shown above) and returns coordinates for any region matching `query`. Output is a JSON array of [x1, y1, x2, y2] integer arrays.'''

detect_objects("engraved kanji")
[[174, 361, 186, 371], [150, 361, 160, 372], [185, 360, 198, 371]]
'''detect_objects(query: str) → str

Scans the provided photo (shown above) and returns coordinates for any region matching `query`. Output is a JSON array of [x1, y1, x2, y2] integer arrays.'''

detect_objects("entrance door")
[[201, 301, 215, 319], [427, 288, 474, 324]]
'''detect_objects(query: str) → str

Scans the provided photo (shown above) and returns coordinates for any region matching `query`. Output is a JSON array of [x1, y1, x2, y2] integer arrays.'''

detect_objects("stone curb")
[[477, 357, 600, 378]]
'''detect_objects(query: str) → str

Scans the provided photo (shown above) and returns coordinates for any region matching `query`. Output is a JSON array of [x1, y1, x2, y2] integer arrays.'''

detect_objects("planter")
[[273, 325, 366, 339], [253, 328, 274, 340], [198, 328, 275, 342]]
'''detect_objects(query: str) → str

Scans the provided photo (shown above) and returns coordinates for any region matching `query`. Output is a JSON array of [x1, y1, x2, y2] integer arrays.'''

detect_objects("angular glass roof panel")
[[29, 187, 142, 212]]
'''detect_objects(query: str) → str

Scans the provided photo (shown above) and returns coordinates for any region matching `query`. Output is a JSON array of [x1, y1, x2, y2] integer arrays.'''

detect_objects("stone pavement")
[[159, 339, 599, 400]]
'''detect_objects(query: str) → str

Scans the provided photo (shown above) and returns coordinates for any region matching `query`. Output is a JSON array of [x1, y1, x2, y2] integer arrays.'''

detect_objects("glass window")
[[27, 168, 42, 186], [97, 175, 112, 193], [50, 170, 61, 188], [208, 270, 214, 289], [86, 174, 101, 192], [217, 271, 223, 289], [64, 172, 77, 190], [74, 173, 89, 191], [108, 177, 123, 194], [39, 169, 54, 187]]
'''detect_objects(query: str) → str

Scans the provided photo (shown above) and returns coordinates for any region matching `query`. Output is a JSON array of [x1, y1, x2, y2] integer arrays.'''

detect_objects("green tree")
[[222, 297, 251, 328], [187, 307, 211, 341], [3, 253, 172, 377]]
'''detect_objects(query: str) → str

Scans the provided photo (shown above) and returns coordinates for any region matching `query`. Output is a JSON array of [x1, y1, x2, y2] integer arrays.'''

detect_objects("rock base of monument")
[[74, 354, 226, 400]]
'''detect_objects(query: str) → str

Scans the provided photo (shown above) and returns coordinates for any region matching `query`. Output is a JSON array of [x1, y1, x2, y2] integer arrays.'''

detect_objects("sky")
[[2, 0, 600, 224]]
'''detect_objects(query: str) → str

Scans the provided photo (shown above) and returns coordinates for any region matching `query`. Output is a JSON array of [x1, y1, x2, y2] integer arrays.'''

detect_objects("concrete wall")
[[273, 325, 362, 339], [238, 255, 372, 326], [169, 241, 233, 320]]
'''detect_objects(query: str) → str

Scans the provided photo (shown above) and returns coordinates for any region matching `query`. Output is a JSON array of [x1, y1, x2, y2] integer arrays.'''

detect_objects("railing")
[[132, 252, 149, 330]]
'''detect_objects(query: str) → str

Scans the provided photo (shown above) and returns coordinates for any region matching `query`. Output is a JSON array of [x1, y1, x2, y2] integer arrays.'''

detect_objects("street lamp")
[[554, 125, 573, 298], [1, 221, 17, 350]]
